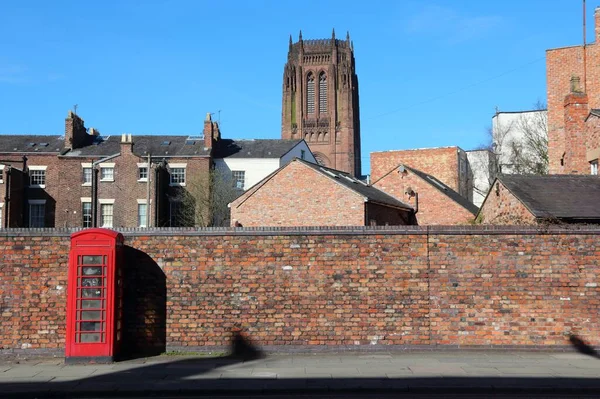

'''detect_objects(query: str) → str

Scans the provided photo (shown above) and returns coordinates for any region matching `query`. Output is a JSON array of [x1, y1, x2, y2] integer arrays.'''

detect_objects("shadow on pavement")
[[569, 334, 600, 359]]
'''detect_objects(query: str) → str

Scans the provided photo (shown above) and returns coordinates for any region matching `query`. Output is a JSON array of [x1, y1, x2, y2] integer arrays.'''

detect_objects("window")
[[100, 204, 113, 228], [232, 170, 245, 190], [301, 149, 306, 160], [138, 167, 148, 181], [170, 165, 186, 186], [29, 200, 45, 227], [29, 168, 46, 187], [307, 73, 315, 114], [591, 160, 598, 175], [82, 202, 92, 228], [100, 166, 114, 181], [138, 202, 147, 228], [82, 168, 92, 185], [319, 72, 327, 113]]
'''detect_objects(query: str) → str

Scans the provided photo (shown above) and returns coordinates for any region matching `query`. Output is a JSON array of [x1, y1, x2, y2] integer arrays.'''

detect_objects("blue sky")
[[0, 1, 592, 173]]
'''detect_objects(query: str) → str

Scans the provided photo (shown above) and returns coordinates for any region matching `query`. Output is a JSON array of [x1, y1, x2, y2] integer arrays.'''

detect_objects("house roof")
[[297, 159, 413, 211], [0, 135, 64, 154], [372, 163, 479, 215], [213, 139, 304, 159], [498, 175, 600, 220], [587, 109, 600, 121], [63, 135, 211, 158], [402, 165, 479, 215]]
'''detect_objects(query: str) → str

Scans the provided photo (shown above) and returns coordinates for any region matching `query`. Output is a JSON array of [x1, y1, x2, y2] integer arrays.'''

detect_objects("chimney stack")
[[563, 76, 589, 174], [203, 113, 221, 149], [64, 110, 88, 150], [120, 133, 133, 154]]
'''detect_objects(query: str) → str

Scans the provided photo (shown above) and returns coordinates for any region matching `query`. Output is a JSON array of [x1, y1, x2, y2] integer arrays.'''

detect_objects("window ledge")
[[29, 184, 46, 189], [170, 183, 186, 187], [138, 178, 148, 182], [100, 179, 114, 182], [82, 182, 92, 187]]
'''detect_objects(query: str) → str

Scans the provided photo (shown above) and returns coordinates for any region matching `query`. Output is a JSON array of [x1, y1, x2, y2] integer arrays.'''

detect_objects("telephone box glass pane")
[[80, 333, 101, 343], [81, 277, 103, 287], [80, 300, 103, 309], [81, 311, 102, 320], [82, 288, 103, 298], [82, 255, 103, 264], [80, 321, 102, 331], [81, 266, 102, 276]]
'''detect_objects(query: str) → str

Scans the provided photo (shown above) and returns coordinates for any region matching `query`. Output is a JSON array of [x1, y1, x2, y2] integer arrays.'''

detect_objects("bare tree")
[[484, 101, 548, 175], [170, 168, 241, 227]]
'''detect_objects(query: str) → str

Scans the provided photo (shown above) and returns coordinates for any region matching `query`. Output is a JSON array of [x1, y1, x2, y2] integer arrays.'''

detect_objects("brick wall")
[[371, 147, 461, 192], [546, 10, 600, 173], [477, 181, 536, 225], [1, 226, 599, 354], [230, 160, 367, 226], [373, 167, 475, 225]]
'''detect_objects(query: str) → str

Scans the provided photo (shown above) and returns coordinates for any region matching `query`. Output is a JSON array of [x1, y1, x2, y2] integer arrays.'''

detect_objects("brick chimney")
[[64, 110, 88, 150], [595, 7, 600, 42], [563, 76, 589, 174], [120, 134, 133, 154], [203, 113, 221, 149]]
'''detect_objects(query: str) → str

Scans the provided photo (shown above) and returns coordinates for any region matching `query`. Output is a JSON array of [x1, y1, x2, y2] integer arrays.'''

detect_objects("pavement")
[[1, 350, 600, 397]]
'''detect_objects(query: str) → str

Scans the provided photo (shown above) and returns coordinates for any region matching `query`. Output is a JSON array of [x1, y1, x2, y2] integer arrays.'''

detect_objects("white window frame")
[[81, 197, 92, 228], [100, 163, 115, 182], [137, 199, 148, 228], [169, 163, 187, 186], [591, 160, 598, 175], [81, 163, 92, 186], [232, 170, 245, 190], [0, 165, 4, 184], [28, 165, 47, 188], [28, 199, 46, 228], [137, 163, 149, 182], [99, 199, 115, 228]]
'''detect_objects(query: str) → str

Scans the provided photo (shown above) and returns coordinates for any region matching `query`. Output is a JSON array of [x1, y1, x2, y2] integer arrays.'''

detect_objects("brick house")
[[370, 146, 472, 202], [230, 158, 415, 227], [0, 111, 219, 228], [546, 7, 600, 175], [372, 164, 478, 225], [477, 175, 600, 225]]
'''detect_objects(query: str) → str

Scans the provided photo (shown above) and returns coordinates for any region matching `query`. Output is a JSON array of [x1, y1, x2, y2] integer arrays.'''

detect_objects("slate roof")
[[587, 109, 600, 121], [402, 165, 479, 215], [0, 135, 64, 154], [63, 135, 210, 158], [213, 139, 304, 159], [497, 175, 600, 220], [297, 159, 413, 211]]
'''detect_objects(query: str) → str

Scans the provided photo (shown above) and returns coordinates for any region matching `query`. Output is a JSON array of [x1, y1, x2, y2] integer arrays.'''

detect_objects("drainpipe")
[[91, 153, 120, 228]]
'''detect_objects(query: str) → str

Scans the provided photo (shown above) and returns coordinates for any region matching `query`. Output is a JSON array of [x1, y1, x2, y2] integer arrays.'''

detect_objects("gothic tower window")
[[307, 73, 315, 114], [319, 72, 327, 113]]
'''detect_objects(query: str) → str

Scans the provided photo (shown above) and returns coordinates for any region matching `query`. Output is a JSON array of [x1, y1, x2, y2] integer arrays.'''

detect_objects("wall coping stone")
[[1, 225, 600, 237]]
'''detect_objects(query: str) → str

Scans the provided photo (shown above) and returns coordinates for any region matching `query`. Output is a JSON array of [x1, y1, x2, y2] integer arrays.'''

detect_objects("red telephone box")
[[66, 228, 124, 363]]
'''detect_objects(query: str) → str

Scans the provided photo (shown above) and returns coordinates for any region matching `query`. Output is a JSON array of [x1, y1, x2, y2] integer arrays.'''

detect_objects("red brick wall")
[[230, 160, 366, 226], [478, 181, 536, 225], [586, 115, 600, 163], [547, 24, 600, 173], [371, 147, 460, 192], [1, 227, 599, 353], [373, 168, 474, 225]]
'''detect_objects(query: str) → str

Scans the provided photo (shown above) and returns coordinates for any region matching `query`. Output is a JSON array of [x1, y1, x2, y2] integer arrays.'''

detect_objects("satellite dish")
[[398, 165, 406, 173]]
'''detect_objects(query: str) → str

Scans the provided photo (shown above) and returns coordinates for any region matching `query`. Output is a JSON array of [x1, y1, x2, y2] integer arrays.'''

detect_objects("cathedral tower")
[[281, 30, 361, 177]]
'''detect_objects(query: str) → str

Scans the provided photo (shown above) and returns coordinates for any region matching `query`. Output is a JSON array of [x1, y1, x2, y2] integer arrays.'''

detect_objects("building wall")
[[371, 147, 465, 196], [230, 160, 366, 226], [477, 181, 537, 225], [586, 115, 600, 167], [373, 168, 474, 225], [1, 226, 599, 353], [465, 149, 495, 207], [215, 158, 281, 191], [546, 10, 600, 173]]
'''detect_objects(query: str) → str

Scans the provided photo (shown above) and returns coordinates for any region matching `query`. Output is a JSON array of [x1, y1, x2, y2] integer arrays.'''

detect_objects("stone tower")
[[281, 30, 361, 177]]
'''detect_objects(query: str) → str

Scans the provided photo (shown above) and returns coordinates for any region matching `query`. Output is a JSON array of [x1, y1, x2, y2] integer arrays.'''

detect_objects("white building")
[[465, 149, 497, 208]]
